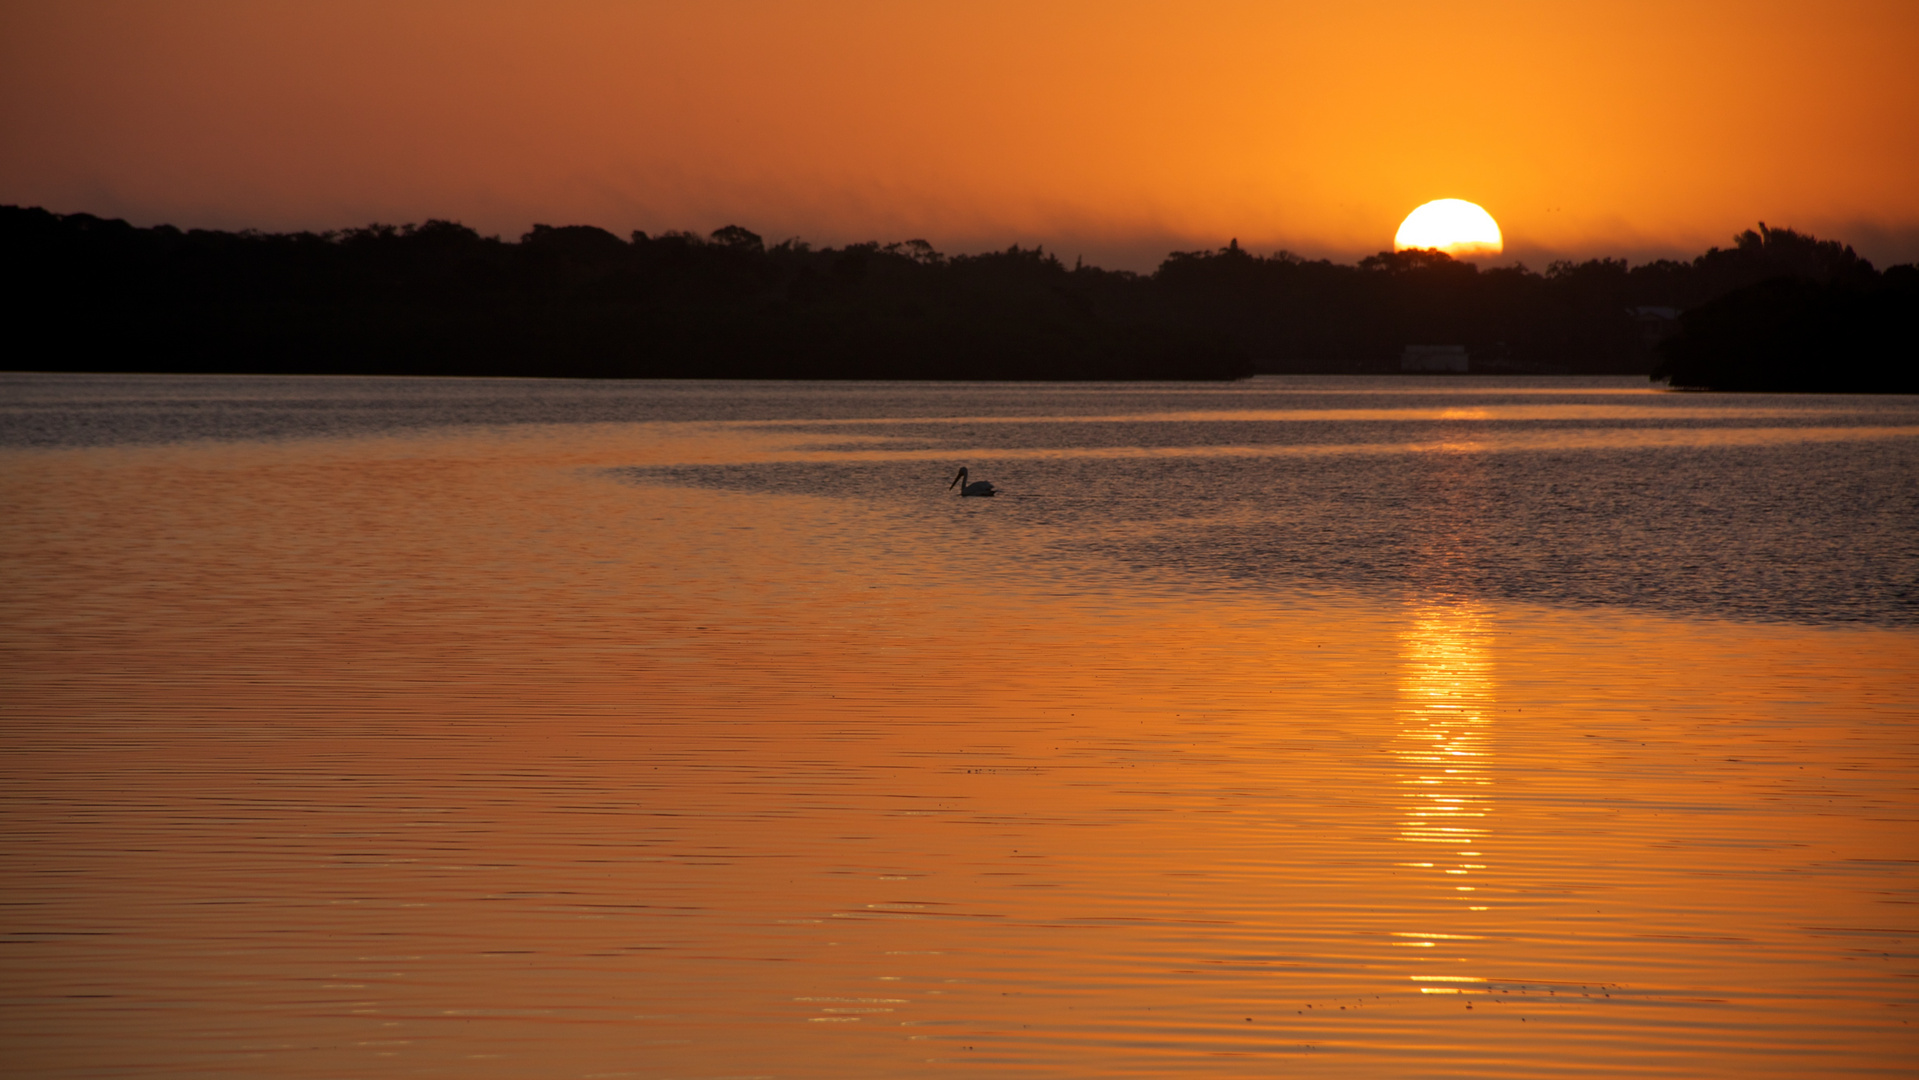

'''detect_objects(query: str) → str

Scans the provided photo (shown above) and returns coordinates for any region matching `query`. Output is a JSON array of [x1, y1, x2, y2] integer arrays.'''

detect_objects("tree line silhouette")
[[3, 206, 1911, 387]]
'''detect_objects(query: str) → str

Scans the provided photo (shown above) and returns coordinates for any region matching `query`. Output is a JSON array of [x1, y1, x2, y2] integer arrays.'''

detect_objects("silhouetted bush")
[[1654, 271, 1918, 392]]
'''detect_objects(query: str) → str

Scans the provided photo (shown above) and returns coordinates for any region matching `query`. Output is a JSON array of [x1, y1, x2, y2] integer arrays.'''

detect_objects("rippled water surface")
[[3, 374, 1915, 1078]]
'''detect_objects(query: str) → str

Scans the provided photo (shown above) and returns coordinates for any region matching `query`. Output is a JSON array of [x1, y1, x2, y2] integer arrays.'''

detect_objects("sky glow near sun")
[[1395, 200, 1504, 258], [1, 0, 1916, 268]]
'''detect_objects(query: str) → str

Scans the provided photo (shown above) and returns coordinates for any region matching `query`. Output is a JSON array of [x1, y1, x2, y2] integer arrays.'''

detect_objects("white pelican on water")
[[948, 467, 996, 497]]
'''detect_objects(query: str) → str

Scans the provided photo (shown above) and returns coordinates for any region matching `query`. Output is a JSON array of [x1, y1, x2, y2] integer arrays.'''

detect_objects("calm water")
[[2, 373, 1915, 1077]]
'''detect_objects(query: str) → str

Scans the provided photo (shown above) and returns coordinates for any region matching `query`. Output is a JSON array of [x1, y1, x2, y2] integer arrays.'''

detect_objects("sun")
[[1394, 199, 1503, 258]]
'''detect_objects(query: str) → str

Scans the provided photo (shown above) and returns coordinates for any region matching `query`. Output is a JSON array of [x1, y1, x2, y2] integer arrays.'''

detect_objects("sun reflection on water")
[[1394, 600, 1495, 992]]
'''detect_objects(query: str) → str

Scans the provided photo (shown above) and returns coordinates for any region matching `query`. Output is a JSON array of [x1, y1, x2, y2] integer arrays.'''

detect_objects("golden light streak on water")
[[1395, 602, 1497, 1004]]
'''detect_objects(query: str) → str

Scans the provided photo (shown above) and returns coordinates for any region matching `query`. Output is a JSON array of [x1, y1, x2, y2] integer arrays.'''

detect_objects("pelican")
[[948, 467, 996, 497]]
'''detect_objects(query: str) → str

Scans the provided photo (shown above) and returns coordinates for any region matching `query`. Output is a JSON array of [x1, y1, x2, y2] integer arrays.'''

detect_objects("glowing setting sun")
[[2, 1, 1916, 267], [1395, 199, 1504, 258]]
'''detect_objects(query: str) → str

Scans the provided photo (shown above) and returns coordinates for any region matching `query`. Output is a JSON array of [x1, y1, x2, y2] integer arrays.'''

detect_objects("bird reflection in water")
[[1393, 600, 1495, 995]]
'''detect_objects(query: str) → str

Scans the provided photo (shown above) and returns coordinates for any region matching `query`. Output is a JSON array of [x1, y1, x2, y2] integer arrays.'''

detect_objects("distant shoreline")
[[6, 207, 1911, 389], [0, 369, 1658, 383]]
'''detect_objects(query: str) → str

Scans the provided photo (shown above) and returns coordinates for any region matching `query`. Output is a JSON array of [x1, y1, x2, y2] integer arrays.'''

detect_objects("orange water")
[[2, 380, 1915, 1077]]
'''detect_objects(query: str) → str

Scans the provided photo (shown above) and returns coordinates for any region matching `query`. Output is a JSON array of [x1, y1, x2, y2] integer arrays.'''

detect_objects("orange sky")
[[3, 0, 1916, 269]]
